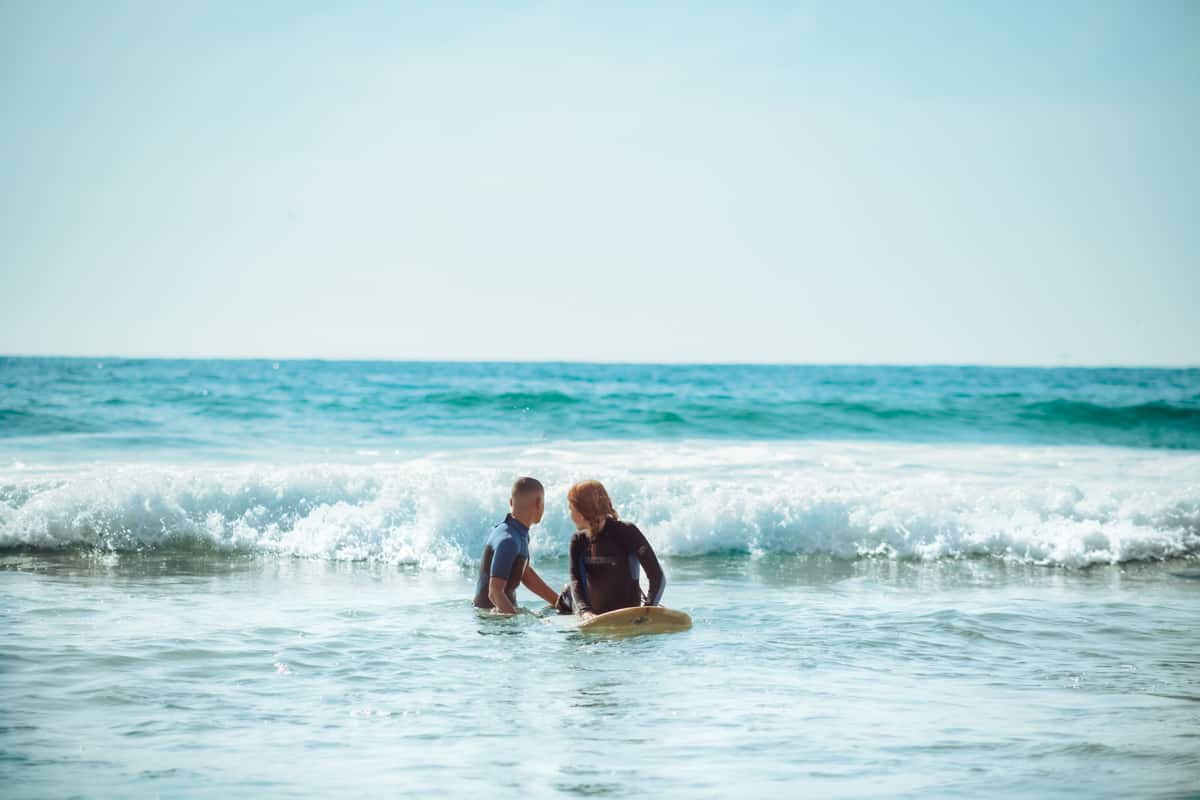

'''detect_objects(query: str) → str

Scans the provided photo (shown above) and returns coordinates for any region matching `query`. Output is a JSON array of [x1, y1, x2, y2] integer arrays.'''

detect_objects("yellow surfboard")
[[578, 606, 693, 635]]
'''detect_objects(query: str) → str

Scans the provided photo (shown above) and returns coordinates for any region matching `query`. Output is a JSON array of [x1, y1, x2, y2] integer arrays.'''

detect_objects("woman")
[[555, 480, 665, 620]]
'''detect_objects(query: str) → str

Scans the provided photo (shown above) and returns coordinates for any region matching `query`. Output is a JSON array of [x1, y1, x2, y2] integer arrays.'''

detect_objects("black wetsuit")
[[556, 519, 665, 616]]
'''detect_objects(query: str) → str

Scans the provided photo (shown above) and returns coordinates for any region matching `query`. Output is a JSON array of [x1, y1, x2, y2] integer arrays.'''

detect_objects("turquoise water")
[[3, 359, 1200, 797], [3, 359, 1200, 456]]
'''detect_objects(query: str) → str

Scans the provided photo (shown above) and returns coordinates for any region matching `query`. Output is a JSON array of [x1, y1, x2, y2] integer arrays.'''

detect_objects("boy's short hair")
[[511, 476, 544, 497]]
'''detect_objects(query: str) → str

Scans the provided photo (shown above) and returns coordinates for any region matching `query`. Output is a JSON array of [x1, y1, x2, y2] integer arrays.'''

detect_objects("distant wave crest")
[[4, 370, 1200, 449]]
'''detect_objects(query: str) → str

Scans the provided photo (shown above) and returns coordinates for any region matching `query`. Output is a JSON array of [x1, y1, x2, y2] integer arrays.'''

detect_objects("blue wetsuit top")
[[473, 514, 530, 609]]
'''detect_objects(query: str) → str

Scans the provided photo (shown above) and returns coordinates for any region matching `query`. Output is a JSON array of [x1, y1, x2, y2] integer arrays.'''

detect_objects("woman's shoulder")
[[606, 518, 643, 536]]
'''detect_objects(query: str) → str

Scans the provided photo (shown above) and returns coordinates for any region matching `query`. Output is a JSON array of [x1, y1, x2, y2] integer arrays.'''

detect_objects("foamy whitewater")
[[4, 443, 1199, 568], [3, 360, 1199, 798]]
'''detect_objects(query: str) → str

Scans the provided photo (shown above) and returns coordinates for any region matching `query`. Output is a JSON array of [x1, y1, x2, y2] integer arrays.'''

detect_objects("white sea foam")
[[1, 442, 1197, 568]]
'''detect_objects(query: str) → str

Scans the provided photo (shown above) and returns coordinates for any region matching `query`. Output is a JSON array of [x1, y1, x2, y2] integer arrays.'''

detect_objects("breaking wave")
[[2, 442, 1198, 568]]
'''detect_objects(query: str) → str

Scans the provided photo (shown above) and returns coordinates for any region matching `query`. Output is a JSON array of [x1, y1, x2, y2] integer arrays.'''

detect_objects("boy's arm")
[[487, 577, 517, 614], [520, 565, 560, 606], [486, 537, 520, 614]]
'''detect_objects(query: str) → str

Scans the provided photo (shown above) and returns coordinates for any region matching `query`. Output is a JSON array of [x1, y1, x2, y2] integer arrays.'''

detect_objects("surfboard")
[[577, 606, 692, 635]]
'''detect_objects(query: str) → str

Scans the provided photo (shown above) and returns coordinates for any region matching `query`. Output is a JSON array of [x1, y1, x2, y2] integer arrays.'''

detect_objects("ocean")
[[2, 358, 1198, 798]]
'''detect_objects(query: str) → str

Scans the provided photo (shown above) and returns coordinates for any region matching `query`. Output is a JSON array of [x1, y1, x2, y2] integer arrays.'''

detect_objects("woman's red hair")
[[567, 480, 618, 534]]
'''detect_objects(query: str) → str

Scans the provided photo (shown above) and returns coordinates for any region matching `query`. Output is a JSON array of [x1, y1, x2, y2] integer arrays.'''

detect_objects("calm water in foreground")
[[2, 360, 1199, 797], [3, 554, 1198, 798]]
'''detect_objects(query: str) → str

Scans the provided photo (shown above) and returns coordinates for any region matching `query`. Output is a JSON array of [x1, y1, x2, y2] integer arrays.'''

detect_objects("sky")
[[2, 1, 1198, 365]]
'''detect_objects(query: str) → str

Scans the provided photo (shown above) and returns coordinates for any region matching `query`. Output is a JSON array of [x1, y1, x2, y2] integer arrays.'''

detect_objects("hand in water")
[[498, 606, 537, 617], [580, 611, 596, 621]]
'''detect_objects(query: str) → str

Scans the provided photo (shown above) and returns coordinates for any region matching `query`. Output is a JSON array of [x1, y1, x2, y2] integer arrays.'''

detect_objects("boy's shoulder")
[[489, 518, 518, 542]]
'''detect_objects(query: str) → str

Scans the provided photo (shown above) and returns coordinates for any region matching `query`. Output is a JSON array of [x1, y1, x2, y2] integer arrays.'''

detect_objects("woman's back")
[[568, 519, 664, 615]]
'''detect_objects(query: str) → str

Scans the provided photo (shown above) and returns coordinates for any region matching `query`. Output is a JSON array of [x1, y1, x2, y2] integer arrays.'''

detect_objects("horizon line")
[[2, 353, 1197, 370]]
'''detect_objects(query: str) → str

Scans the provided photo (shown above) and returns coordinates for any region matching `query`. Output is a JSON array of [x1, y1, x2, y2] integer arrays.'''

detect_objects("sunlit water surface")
[[3, 554, 1198, 799]]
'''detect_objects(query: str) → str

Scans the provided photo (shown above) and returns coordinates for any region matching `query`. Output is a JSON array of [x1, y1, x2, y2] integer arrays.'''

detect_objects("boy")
[[472, 477, 560, 613]]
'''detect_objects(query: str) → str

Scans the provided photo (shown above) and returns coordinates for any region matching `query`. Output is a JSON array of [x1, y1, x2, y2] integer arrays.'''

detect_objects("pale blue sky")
[[2, 1, 1197, 365]]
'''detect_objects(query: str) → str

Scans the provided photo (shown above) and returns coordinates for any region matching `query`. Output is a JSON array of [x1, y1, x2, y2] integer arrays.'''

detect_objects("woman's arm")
[[567, 534, 593, 616], [621, 523, 665, 605]]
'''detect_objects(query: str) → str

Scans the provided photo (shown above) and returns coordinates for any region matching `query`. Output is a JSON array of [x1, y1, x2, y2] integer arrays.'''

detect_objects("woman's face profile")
[[569, 503, 588, 531]]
